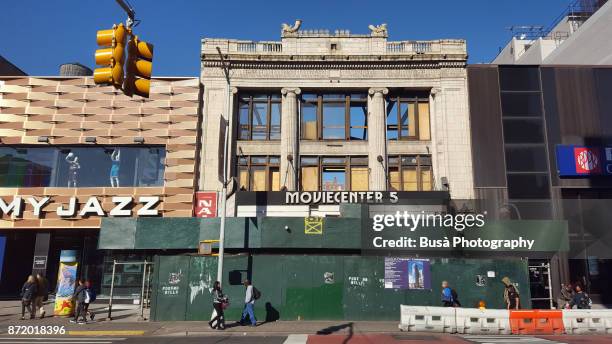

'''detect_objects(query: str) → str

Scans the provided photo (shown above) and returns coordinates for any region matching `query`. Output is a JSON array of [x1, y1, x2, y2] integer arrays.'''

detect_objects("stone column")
[[367, 87, 388, 191], [280, 87, 301, 190], [429, 87, 441, 191]]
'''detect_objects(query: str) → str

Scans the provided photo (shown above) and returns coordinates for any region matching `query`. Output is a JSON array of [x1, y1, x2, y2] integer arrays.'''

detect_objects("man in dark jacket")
[[568, 285, 592, 309], [70, 280, 88, 324], [20, 275, 38, 320]]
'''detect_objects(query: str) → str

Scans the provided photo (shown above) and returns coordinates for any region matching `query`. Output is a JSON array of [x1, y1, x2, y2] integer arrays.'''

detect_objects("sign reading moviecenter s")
[[556, 145, 612, 177]]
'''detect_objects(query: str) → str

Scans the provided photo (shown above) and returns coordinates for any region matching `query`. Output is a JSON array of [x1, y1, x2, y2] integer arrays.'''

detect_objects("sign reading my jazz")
[[0, 196, 160, 218], [556, 145, 612, 177]]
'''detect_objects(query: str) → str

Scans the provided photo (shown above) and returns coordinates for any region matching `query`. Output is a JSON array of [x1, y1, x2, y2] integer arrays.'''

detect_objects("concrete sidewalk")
[[0, 300, 400, 337]]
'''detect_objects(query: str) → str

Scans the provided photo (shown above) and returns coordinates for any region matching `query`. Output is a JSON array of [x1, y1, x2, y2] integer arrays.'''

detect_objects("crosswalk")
[[463, 335, 566, 344], [0, 337, 126, 344]]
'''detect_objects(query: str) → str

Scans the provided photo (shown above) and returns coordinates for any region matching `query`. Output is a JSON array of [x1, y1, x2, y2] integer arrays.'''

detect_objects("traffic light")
[[125, 35, 154, 98], [94, 23, 127, 87]]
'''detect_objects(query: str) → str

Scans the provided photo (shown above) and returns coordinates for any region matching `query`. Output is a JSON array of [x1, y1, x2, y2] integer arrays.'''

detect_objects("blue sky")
[[1, 0, 571, 76]]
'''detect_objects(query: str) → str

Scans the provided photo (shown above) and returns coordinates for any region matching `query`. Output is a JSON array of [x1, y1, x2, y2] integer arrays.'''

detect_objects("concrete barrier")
[[562, 309, 612, 334], [399, 305, 457, 333], [456, 308, 510, 335]]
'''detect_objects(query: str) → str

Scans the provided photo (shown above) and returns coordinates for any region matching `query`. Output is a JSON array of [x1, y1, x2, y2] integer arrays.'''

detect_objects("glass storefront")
[[0, 146, 165, 188]]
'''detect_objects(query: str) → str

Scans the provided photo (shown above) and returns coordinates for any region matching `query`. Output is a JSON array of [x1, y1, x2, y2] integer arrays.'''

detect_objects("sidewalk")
[[0, 300, 401, 337]]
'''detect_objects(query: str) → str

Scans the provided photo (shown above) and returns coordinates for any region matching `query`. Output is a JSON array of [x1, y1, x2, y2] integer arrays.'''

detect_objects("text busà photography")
[[2, 1, 612, 343]]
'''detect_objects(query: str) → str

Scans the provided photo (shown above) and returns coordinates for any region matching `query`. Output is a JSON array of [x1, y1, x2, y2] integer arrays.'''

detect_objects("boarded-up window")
[[239, 168, 249, 190], [271, 169, 280, 191], [402, 168, 418, 191], [421, 167, 432, 191], [387, 155, 433, 191], [236, 156, 280, 191], [351, 167, 369, 191], [251, 168, 266, 191], [418, 102, 430, 140], [301, 166, 318, 191]]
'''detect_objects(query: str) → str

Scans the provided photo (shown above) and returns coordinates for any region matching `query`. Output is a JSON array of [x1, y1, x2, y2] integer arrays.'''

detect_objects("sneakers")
[[90, 313, 95, 321], [77, 321, 87, 325], [69, 319, 77, 323]]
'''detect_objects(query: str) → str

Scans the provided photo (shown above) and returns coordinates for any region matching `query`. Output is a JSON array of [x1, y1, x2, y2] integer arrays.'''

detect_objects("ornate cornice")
[[201, 59, 466, 70]]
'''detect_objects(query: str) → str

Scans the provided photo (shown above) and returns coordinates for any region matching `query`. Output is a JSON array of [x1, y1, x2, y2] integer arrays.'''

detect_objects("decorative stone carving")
[[368, 87, 389, 96], [281, 20, 302, 36], [368, 23, 388, 37], [281, 87, 302, 96]]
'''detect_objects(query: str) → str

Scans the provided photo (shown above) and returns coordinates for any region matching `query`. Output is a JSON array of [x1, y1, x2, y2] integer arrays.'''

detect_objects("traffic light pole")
[[216, 47, 231, 286], [115, 0, 136, 28]]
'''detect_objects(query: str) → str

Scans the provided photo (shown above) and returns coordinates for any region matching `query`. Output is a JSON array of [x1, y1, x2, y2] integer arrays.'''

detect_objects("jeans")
[[74, 302, 86, 322], [21, 299, 34, 319], [241, 303, 256, 325], [210, 303, 225, 329]]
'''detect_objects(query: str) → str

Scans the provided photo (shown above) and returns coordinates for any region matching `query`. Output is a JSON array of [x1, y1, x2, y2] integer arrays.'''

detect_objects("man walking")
[[240, 280, 257, 326], [502, 276, 520, 310], [70, 280, 88, 324], [441, 281, 461, 307]]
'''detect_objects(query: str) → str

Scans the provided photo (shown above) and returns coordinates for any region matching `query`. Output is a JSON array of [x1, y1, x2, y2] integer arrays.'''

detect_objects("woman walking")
[[208, 281, 226, 330], [20, 275, 38, 320]]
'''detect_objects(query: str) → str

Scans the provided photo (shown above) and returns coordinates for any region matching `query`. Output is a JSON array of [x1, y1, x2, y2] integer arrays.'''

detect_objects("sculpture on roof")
[[282, 19, 303, 36], [368, 23, 388, 37]]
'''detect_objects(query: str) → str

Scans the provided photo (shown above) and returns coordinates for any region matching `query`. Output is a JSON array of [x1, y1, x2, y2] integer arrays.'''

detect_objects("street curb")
[[68, 330, 145, 336]]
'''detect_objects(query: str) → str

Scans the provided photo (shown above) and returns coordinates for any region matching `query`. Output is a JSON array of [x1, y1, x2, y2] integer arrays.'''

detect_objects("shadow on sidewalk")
[[316, 322, 354, 344]]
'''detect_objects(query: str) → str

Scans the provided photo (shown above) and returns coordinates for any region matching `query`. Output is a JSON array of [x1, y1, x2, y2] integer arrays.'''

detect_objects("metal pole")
[[106, 260, 116, 321], [139, 260, 147, 320], [144, 264, 151, 311], [216, 47, 231, 285], [546, 262, 554, 309]]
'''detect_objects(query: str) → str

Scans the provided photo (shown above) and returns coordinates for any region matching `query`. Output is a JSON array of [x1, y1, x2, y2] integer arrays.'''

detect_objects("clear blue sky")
[[1, 0, 571, 76]]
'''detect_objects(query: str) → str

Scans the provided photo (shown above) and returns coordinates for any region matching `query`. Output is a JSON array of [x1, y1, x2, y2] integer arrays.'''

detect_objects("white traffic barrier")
[[399, 305, 457, 333], [562, 309, 612, 334], [456, 308, 510, 335]]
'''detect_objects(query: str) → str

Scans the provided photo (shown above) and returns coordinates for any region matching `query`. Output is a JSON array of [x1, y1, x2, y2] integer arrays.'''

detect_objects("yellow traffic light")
[[94, 23, 127, 87], [125, 35, 154, 98]]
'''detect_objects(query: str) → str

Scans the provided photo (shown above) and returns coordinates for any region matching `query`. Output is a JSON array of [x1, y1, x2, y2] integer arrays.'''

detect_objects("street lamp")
[[216, 46, 231, 285]]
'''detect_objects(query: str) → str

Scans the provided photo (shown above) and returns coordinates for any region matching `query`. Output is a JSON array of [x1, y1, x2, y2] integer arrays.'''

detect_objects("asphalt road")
[[3, 334, 612, 344]]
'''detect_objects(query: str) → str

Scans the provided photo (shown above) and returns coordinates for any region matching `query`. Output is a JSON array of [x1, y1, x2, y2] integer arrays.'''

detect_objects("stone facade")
[[200, 25, 474, 205]]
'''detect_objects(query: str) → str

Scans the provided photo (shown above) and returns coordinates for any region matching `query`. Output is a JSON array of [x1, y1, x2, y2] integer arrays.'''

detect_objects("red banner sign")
[[194, 192, 217, 218]]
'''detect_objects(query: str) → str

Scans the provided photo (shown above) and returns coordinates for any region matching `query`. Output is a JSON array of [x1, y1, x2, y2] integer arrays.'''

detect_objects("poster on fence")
[[384, 257, 431, 290]]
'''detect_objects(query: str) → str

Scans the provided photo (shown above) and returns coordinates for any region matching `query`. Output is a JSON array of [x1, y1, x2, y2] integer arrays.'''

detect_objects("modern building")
[[469, 0, 612, 307], [0, 76, 200, 298], [493, 0, 609, 65]]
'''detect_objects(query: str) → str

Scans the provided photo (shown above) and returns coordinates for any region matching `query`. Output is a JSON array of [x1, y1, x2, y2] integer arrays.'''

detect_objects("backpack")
[[441, 287, 453, 303], [578, 293, 592, 309], [87, 289, 97, 303], [252, 286, 261, 300]]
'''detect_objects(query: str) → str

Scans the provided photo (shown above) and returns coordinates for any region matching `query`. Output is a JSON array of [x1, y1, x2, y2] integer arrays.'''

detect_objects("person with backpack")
[[84, 280, 96, 321], [240, 279, 259, 326], [34, 274, 48, 319], [70, 280, 88, 324], [440, 281, 461, 307], [208, 281, 227, 330], [20, 275, 38, 320], [567, 285, 592, 309], [502, 276, 520, 310]]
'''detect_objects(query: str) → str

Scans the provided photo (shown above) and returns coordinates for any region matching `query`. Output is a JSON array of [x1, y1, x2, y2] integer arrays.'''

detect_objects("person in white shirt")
[[239, 280, 256, 326]]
